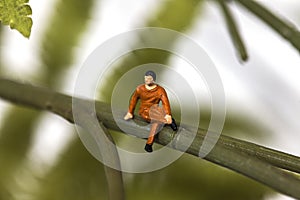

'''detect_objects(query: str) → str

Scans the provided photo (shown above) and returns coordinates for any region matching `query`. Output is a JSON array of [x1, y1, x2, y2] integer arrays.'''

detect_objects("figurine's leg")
[[145, 122, 163, 152], [146, 122, 160, 144], [144, 105, 166, 152]]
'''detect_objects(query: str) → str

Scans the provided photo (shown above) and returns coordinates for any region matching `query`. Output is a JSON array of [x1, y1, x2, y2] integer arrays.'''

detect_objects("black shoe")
[[170, 118, 178, 131], [144, 144, 153, 153]]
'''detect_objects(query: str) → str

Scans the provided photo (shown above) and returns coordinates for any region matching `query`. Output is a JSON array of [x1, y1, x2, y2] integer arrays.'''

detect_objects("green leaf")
[[234, 0, 300, 53], [216, 0, 248, 62], [0, 0, 33, 38]]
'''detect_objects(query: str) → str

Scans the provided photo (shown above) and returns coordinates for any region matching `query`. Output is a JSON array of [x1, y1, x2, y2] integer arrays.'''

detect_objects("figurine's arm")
[[124, 88, 139, 120], [161, 88, 172, 124]]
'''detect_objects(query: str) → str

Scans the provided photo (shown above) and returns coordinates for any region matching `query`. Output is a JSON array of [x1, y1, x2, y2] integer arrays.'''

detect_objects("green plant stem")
[[216, 0, 248, 61], [1, 78, 300, 198], [234, 0, 300, 52], [77, 114, 125, 200]]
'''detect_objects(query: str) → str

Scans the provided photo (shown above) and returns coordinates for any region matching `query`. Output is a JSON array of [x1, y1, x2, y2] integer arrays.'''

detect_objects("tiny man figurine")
[[124, 70, 177, 152]]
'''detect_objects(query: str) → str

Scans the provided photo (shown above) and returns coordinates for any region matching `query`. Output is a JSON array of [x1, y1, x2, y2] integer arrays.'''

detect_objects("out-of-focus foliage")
[[0, 0, 32, 38], [0, 25, 3, 73], [1, 0, 297, 199], [0, 107, 38, 200], [33, 138, 109, 200], [0, 0, 94, 199], [39, 0, 94, 86], [99, 0, 205, 103]]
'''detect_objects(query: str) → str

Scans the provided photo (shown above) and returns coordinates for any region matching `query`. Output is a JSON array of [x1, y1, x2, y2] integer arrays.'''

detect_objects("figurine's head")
[[144, 70, 156, 86]]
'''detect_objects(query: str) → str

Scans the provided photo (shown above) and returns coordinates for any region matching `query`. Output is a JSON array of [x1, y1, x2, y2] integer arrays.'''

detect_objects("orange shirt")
[[128, 84, 171, 121]]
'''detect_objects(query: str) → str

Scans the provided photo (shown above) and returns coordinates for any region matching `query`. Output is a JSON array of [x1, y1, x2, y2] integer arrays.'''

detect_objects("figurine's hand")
[[164, 114, 172, 124], [124, 112, 133, 120]]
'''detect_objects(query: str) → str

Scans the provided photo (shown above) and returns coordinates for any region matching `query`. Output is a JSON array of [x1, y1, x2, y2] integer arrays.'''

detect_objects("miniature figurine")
[[124, 70, 177, 152]]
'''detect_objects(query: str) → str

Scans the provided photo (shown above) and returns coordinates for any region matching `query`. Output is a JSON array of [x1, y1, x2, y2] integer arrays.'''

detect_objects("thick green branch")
[[1, 78, 300, 198]]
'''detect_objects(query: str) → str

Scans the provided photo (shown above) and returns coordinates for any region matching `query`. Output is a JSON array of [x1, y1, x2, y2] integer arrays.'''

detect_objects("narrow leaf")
[[235, 0, 300, 53], [216, 0, 248, 61]]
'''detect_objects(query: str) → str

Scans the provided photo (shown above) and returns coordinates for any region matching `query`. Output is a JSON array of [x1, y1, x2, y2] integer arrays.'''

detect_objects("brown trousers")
[[144, 105, 167, 145]]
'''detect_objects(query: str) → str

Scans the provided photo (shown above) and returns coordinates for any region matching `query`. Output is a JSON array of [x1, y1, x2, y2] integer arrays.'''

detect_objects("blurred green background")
[[1, 0, 300, 199]]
